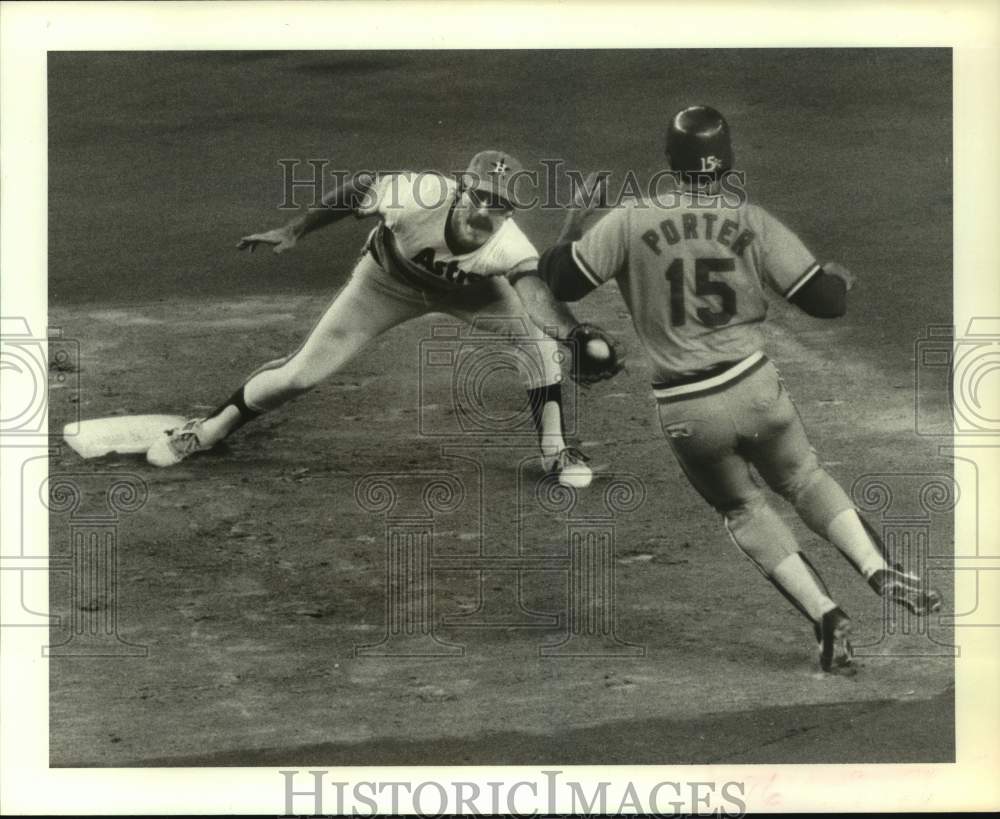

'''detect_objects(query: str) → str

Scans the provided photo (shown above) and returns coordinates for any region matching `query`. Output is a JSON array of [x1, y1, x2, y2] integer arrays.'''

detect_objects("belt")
[[652, 351, 768, 401]]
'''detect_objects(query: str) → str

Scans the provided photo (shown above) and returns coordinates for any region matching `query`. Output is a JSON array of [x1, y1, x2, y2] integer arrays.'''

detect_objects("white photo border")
[[2, 0, 999, 814]]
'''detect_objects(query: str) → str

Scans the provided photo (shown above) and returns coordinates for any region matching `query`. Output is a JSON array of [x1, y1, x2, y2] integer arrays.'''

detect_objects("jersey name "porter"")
[[572, 194, 820, 380]]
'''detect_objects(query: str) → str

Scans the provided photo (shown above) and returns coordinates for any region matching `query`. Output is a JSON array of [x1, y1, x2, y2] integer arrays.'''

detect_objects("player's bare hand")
[[237, 227, 298, 255], [824, 261, 855, 291]]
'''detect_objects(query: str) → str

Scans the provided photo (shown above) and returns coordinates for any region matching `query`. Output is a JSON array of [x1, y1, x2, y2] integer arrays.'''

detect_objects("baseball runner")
[[147, 151, 619, 487], [535, 107, 942, 672]]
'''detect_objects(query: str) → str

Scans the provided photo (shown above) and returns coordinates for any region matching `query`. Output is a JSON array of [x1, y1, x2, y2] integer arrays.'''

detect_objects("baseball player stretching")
[[536, 107, 942, 672], [147, 151, 603, 488]]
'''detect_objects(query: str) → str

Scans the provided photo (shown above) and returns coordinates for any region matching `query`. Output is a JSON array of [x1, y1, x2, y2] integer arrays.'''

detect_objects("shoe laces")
[[871, 566, 919, 591], [887, 565, 923, 585], [557, 446, 590, 468], [168, 420, 204, 456]]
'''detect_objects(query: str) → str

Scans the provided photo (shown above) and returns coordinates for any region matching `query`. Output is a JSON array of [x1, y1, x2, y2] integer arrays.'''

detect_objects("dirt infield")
[[47, 50, 954, 767]]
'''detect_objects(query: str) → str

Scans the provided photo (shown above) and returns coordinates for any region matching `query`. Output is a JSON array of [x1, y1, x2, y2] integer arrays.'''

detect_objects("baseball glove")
[[567, 323, 625, 386]]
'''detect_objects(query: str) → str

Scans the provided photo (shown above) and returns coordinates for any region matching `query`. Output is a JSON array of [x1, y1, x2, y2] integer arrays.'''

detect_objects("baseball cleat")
[[146, 418, 210, 467], [868, 566, 943, 616], [545, 447, 593, 489], [814, 606, 854, 673]]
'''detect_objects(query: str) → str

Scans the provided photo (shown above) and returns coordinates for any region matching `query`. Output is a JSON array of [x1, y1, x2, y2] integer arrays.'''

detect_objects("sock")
[[770, 553, 838, 622], [527, 382, 567, 457], [827, 509, 889, 578], [799, 551, 834, 597], [200, 385, 262, 446]]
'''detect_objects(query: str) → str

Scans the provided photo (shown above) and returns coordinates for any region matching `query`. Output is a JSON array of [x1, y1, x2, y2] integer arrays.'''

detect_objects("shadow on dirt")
[[90, 689, 953, 767]]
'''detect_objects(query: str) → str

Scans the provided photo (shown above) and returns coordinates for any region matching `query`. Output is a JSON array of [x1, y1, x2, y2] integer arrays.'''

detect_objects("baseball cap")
[[461, 150, 524, 208]]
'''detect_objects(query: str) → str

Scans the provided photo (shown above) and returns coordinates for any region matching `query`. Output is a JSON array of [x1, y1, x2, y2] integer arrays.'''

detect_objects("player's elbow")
[[538, 243, 597, 302]]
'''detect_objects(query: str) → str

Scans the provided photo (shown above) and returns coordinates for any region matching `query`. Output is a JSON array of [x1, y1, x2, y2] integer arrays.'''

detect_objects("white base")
[[64, 414, 187, 459]]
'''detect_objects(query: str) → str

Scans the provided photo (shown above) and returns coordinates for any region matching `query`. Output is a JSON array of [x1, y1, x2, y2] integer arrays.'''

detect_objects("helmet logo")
[[491, 158, 509, 175], [699, 155, 722, 172]]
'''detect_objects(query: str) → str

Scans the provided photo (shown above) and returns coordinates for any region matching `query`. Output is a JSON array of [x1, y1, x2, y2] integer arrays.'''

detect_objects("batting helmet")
[[461, 150, 523, 208], [665, 105, 734, 177]]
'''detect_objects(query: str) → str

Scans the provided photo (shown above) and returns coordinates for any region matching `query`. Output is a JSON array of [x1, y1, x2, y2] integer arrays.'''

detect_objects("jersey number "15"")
[[665, 257, 737, 327]]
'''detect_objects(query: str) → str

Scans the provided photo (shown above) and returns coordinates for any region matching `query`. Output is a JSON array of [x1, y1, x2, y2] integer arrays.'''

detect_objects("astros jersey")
[[356, 172, 539, 291], [572, 194, 819, 382]]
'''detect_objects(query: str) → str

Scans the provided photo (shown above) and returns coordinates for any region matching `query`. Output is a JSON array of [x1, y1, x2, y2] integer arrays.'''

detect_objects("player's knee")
[[722, 497, 797, 574], [770, 453, 823, 503], [282, 328, 367, 392], [720, 494, 767, 531], [317, 324, 369, 352], [792, 469, 854, 535]]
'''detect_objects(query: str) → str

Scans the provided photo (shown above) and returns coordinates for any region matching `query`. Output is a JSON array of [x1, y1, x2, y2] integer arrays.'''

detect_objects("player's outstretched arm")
[[511, 273, 581, 341], [237, 225, 300, 255], [237, 172, 376, 254], [512, 274, 622, 383]]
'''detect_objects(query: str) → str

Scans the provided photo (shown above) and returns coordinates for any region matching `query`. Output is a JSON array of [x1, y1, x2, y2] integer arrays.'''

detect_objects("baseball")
[[586, 338, 611, 361]]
